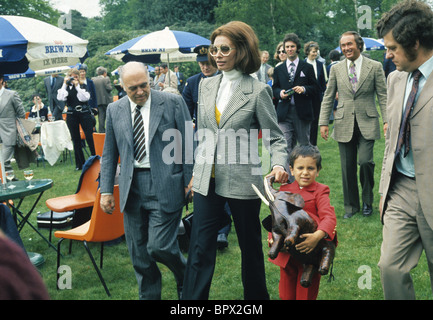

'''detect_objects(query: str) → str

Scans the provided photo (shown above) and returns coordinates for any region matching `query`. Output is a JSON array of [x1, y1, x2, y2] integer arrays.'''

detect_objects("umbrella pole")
[[167, 54, 170, 85]]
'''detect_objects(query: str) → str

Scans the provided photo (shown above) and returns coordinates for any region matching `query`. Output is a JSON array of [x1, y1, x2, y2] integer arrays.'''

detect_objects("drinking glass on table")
[[24, 169, 34, 188], [5, 170, 15, 189], [41, 116, 46, 122]]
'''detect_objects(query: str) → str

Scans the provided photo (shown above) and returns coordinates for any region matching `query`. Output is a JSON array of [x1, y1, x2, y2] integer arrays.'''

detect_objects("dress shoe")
[[343, 211, 357, 219], [362, 203, 373, 216], [217, 233, 228, 250]]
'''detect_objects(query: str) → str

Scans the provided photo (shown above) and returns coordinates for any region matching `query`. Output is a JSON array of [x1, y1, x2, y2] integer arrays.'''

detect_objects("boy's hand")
[[295, 230, 326, 254]]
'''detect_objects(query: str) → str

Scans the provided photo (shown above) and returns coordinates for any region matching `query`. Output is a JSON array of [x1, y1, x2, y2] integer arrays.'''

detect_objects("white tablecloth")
[[40, 121, 73, 166]]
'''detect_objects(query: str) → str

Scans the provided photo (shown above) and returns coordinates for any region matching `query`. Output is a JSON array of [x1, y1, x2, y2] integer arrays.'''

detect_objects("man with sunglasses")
[[272, 33, 319, 171], [100, 61, 193, 299]]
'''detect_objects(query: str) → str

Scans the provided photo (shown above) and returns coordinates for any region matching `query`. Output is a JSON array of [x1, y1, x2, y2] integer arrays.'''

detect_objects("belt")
[[134, 167, 150, 172], [68, 105, 88, 112]]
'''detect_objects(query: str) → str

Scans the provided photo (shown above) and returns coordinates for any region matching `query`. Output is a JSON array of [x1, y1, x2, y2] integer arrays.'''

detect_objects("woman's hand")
[[267, 166, 288, 184]]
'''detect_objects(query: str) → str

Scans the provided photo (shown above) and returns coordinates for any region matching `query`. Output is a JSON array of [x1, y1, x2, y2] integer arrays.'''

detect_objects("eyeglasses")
[[278, 50, 286, 54], [209, 44, 236, 57]]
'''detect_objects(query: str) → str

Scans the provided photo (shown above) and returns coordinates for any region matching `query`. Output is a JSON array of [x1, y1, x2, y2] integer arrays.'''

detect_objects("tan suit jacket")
[[319, 56, 387, 142], [379, 70, 433, 229]]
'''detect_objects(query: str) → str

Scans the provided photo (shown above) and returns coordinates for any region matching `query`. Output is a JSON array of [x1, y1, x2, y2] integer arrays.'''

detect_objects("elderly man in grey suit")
[[99, 62, 193, 300], [319, 31, 387, 219], [44, 74, 65, 120], [377, 0, 433, 300], [256, 50, 271, 83], [0, 74, 26, 171], [92, 66, 113, 133]]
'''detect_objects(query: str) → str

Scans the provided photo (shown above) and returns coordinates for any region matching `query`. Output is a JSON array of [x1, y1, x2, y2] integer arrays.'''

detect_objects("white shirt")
[[0, 86, 5, 104], [57, 83, 90, 103], [306, 58, 318, 79], [216, 69, 243, 116], [129, 93, 151, 168]]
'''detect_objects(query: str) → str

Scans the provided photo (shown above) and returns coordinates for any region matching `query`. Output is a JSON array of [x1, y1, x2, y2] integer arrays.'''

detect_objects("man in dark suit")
[[0, 74, 26, 171], [92, 66, 113, 133], [174, 65, 185, 93], [44, 74, 65, 120], [272, 33, 319, 168], [99, 61, 193, 300]]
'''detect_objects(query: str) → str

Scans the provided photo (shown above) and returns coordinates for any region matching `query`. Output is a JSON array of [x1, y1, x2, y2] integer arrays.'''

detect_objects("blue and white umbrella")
[[334, 37, 385, 52], [105, 27, 210, 64], [4, 65, 74, 81], [0, 15, 88, 74]]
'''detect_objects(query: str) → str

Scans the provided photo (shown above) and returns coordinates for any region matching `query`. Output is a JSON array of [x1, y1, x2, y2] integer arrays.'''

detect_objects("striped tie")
[[395, 69, 422, 158], [133, 105, 146, 162]]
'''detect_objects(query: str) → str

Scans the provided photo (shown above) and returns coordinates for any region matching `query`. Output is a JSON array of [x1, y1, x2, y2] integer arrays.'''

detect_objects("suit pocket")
[[334, 104, 345, 120]]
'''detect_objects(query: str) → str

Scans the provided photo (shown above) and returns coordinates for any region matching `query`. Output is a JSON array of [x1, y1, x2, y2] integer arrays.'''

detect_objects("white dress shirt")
[[129, 93, 151, 168]]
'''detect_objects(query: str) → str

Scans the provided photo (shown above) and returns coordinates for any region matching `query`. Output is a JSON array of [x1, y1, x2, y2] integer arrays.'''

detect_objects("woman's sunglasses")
[[209, 44, 236, 57]]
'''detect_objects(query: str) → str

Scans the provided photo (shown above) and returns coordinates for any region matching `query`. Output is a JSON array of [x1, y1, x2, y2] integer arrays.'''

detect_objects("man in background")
[[92, 66, 113, 133], [44, 74, 65, 120]]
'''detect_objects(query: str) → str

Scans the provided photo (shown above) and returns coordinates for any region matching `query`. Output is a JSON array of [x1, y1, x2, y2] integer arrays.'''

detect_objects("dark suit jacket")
[[44, 76, 65, 115], [100, 90, 193, 213], [272, 59, 318, 122]]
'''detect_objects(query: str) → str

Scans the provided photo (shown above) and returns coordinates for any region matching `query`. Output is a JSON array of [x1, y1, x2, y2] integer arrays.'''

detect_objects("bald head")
[[120, 62, 151, 105]]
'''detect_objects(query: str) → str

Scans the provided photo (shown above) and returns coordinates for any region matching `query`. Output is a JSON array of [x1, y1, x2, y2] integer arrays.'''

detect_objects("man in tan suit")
[[377, 0, 433, 300], [158, 63, 178, 93], [319, 31, 387, 219]]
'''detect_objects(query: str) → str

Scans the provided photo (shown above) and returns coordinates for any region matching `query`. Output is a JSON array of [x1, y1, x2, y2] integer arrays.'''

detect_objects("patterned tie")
[[133, 105, 146, 162], [349, 61, 358, 93], [289, 62, 295, 82], [395, 69, 422, 158]]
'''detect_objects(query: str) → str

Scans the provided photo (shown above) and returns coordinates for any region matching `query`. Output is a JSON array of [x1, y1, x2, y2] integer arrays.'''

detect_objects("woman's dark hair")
[[209, 21, 261, 74], [289, 145, 322, 171], [376, 0, 433, 60]]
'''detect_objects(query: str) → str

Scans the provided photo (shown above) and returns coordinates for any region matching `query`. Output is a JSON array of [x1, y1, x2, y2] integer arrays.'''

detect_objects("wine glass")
[[41, 116, 46, 122], [24, 169, 34, 188], [5, 170, 15, 189]]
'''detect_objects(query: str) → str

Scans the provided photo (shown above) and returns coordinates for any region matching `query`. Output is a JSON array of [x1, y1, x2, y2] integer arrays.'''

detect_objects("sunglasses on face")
[[209, 44, 236, 57], [278, 50, 286, 54]]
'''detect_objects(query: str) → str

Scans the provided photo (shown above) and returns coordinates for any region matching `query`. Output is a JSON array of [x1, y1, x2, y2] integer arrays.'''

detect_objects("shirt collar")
[[347, 54, 363, 68], [128, 92, 152, 114], [286, 57, 299, 68], [415, 53, 433, 80]]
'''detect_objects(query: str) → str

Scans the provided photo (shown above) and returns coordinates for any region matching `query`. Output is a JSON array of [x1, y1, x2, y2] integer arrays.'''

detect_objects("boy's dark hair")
[[289, 145, 322, 170]]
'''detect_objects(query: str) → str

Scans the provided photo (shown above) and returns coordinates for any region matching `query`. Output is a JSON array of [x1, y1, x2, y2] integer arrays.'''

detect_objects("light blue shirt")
[[396, 54, 433, 177]]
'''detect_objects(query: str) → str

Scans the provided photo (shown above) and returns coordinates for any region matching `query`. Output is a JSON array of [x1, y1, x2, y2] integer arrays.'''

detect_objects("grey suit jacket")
[[92, 76, 113, 106], [256, 63, 271, 83], [319, 56, 387, 142], [193, 73, 288, 199], [379, 70, 433, 229], [100, 90, 193, 213], [0, 89, 25, 146]]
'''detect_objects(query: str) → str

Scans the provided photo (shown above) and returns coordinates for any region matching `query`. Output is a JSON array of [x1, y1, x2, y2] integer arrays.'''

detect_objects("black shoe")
[[362, 203, 373, 216], [217, 233, 228, 250], [343, 211, 357, 219]]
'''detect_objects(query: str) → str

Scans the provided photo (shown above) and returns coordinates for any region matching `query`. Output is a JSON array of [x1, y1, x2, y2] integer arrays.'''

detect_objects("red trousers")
[[279, 257, 321, 300]]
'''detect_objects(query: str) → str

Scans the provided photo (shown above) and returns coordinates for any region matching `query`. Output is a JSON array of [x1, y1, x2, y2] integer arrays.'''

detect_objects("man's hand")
[[320, 125, 329, 141], [100, 194, 115, 214], [383, 122, 388, 137]]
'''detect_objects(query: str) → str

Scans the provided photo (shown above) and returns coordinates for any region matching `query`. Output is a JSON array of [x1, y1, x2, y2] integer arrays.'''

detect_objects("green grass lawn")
[[8, 125, 433, 300]]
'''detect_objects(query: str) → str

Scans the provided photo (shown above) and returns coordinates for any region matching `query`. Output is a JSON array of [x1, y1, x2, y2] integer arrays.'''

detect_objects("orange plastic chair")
[[45, 158, 101, 242], [93, 133, 105, 157], [25, 112, 30, 119], [55, 186, 124, 297]]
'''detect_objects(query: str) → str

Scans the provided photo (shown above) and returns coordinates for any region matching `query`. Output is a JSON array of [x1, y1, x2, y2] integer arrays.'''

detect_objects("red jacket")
[[269, 180, 337, 268]]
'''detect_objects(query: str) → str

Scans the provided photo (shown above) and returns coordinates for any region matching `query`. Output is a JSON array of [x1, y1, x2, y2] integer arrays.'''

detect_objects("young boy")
[[270, 145, 337, 300]]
